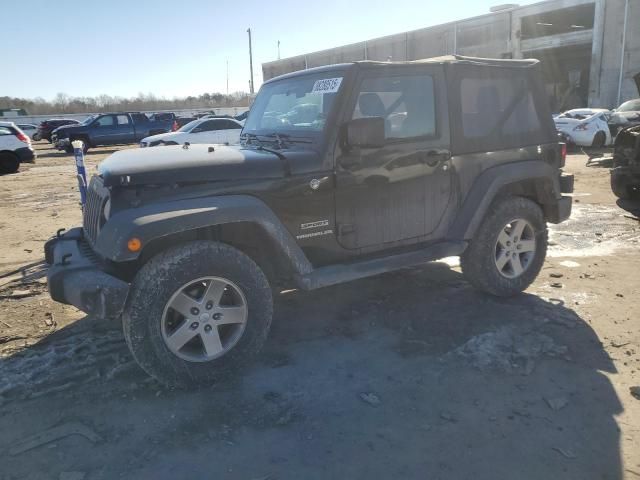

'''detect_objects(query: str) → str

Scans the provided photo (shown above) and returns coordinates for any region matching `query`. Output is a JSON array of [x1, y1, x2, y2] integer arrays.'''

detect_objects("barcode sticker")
[[311, 77, 343, 94]]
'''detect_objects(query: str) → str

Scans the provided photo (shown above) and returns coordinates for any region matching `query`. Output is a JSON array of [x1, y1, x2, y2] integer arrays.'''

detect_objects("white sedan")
[[140, 117, 243, 148], [553, 108, 612, 147]]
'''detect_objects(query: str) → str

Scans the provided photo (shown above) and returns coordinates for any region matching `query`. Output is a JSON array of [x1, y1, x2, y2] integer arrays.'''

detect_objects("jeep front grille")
[[83, 176, 108, 245]]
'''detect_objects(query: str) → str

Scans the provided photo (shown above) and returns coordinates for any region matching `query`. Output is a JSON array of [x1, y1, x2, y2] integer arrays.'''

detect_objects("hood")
[[141, 131, 182, 143], [53, 123, 82, 135], [98, 144, 286, 187]]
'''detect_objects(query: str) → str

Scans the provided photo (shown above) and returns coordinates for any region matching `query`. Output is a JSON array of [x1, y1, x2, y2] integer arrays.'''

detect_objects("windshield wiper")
[[262, 132, 313, 146], [241, 134, 291, 177], [241, 132, 312, 149]]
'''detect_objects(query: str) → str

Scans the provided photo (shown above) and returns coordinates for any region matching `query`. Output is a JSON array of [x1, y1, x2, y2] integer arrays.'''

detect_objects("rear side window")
[[117, 115, 130, 125], [219, 120, 241, 130], [194, 120, 217, 132], [461, 77, 541, 138], [0, 127, 13, 136], [453, 67, 550, 153], [352, 74, 436, 140]]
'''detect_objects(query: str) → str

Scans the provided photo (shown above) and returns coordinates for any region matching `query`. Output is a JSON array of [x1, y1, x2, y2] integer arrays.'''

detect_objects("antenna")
[[247, 28, 254, 94]]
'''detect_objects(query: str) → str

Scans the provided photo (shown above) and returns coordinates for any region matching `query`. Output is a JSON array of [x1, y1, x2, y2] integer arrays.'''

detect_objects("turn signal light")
[[127, 237, 142, 252]]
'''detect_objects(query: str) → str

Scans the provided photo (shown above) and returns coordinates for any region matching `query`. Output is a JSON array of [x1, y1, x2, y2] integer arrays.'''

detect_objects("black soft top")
[[264, 55, 555, 154], [355, 55, 539, 69], [265, 55, 540, 84]]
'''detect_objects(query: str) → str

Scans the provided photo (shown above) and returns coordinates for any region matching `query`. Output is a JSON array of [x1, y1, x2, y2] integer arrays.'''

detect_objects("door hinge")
[[338, 223, 355, 237]]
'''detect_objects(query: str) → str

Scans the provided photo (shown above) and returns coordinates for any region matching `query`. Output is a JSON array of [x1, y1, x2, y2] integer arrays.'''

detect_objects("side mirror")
[[346, 117, 385, 148]]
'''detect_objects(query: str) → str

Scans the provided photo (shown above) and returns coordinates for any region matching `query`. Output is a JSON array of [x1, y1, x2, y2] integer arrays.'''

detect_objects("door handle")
[[423, 149, 451, 167]]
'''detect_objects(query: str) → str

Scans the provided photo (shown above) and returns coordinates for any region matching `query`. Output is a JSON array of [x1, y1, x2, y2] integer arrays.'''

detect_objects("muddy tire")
[[123, 240, 273, 388], [592, 131, 606, 148], [461, 196, 547, 297], [610, 174, 632, 200], [0, 153, 19, 174]]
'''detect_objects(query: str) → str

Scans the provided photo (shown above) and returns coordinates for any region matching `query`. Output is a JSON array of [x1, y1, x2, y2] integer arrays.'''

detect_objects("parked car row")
[[140, 117, 243, 147], [51, 112, 177, 153], [10, 109, 250, 154], [554, 98, 640, 147]]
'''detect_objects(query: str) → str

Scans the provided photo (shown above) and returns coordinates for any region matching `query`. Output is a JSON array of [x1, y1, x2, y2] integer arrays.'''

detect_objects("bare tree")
[[0, 91, 250, 115]]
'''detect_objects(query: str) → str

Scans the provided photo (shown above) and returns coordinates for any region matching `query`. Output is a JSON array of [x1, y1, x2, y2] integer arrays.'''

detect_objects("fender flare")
[[448, 161, 561, 240], [94, 194, 313, 276]]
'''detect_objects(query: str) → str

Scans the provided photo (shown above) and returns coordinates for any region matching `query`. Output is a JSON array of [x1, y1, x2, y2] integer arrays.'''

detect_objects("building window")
[[520, 4, 595, 40]]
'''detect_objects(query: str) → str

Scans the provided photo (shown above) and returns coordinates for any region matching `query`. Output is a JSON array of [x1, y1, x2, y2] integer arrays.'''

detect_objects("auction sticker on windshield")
[[311, 77, 343, 94]]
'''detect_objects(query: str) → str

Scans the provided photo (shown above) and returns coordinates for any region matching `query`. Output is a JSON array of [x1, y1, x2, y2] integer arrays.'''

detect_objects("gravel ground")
[[0, 142, 639, 479]]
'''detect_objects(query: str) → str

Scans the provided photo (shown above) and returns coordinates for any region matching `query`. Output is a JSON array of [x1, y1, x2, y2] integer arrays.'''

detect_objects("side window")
[[221, 120, 241, 130], [0, 127, 13, 136], [193, 121, 216, 132], [460, 76, 541, 139], [95, 116, 115, 127], [117, 115, 130, 125], [352, 74, 436, 140]]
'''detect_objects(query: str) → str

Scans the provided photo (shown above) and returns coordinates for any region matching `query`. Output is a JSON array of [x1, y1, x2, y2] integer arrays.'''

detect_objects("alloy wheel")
[[161, 276, 248, 362]]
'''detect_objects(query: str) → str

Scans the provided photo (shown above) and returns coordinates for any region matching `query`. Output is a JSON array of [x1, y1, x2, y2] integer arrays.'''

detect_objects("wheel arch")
[[95, 194, 313, 283], [448, 161, 561, 240], [70, 134, 91, 146]]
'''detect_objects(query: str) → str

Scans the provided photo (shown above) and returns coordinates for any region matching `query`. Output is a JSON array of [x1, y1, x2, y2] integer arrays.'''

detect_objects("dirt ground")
[[0, 142, 639, 479]]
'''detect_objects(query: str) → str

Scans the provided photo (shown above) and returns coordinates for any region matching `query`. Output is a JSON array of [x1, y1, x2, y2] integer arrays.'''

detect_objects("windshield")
[[178, 120, 200, 132], [80, 115, 97, 125], [616, 99, 640, 112], [243, 72, 344, 135]]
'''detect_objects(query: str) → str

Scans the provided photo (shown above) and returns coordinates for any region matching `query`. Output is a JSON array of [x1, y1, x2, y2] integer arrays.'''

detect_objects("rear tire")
[[0, 153, 20, 174], [461, 196, 547, 297], [123, 241, 273, 388], [592, 131, 607, 148], [611, 174, 632, 200]]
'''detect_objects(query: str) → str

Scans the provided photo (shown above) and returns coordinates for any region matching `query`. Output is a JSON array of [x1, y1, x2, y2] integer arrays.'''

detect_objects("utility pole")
[[278, 40, 281, 60], [247, 28, 254, 94], [226, 58, 229, 95]]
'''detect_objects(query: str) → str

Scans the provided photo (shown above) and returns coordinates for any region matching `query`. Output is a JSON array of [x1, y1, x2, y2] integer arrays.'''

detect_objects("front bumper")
[[45, 228, 129, 319], [546, 172, 574, 223], [611, 166, 640, 180], [53, 137, 71, 150]]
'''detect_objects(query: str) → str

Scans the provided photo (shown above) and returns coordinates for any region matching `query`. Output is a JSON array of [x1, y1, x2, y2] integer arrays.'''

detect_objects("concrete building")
[[262, 0, 639, 111]]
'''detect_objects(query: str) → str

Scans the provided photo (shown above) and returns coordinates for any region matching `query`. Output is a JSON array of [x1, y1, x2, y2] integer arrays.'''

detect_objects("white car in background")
[[140, 117, 243, 148], [0, 122, 35, 173], [553, 108, 612, 147], [16, 123, 39, 140]]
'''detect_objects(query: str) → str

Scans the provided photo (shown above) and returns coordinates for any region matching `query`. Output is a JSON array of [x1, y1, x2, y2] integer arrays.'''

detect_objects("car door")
[[114, 114, 135, 144], [335, 66, 452, 250], [190, 120, 221, 144], [219, 119, 242, 144], [0, 126, 18, 150], [91, 115, 119, 144]]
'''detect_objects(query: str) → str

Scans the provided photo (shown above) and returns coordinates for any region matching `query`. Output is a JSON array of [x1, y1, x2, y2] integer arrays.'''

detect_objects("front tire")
[[0, 153, 19, 174], [123, 241, 273, 388], [592, 131, 607, 148], [461, 196, 547, 297]]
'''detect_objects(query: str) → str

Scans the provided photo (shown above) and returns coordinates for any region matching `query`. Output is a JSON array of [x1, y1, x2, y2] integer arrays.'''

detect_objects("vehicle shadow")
[[0, 262, 623, 479]]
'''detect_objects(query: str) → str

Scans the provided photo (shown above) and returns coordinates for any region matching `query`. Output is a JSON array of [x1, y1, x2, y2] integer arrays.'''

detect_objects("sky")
[[2, 0, 538, 100]]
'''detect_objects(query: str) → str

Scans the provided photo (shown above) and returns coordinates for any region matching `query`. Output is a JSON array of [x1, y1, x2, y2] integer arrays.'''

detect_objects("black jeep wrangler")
[[610, 124, 640, 199], [45, 56, 573, 387]]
